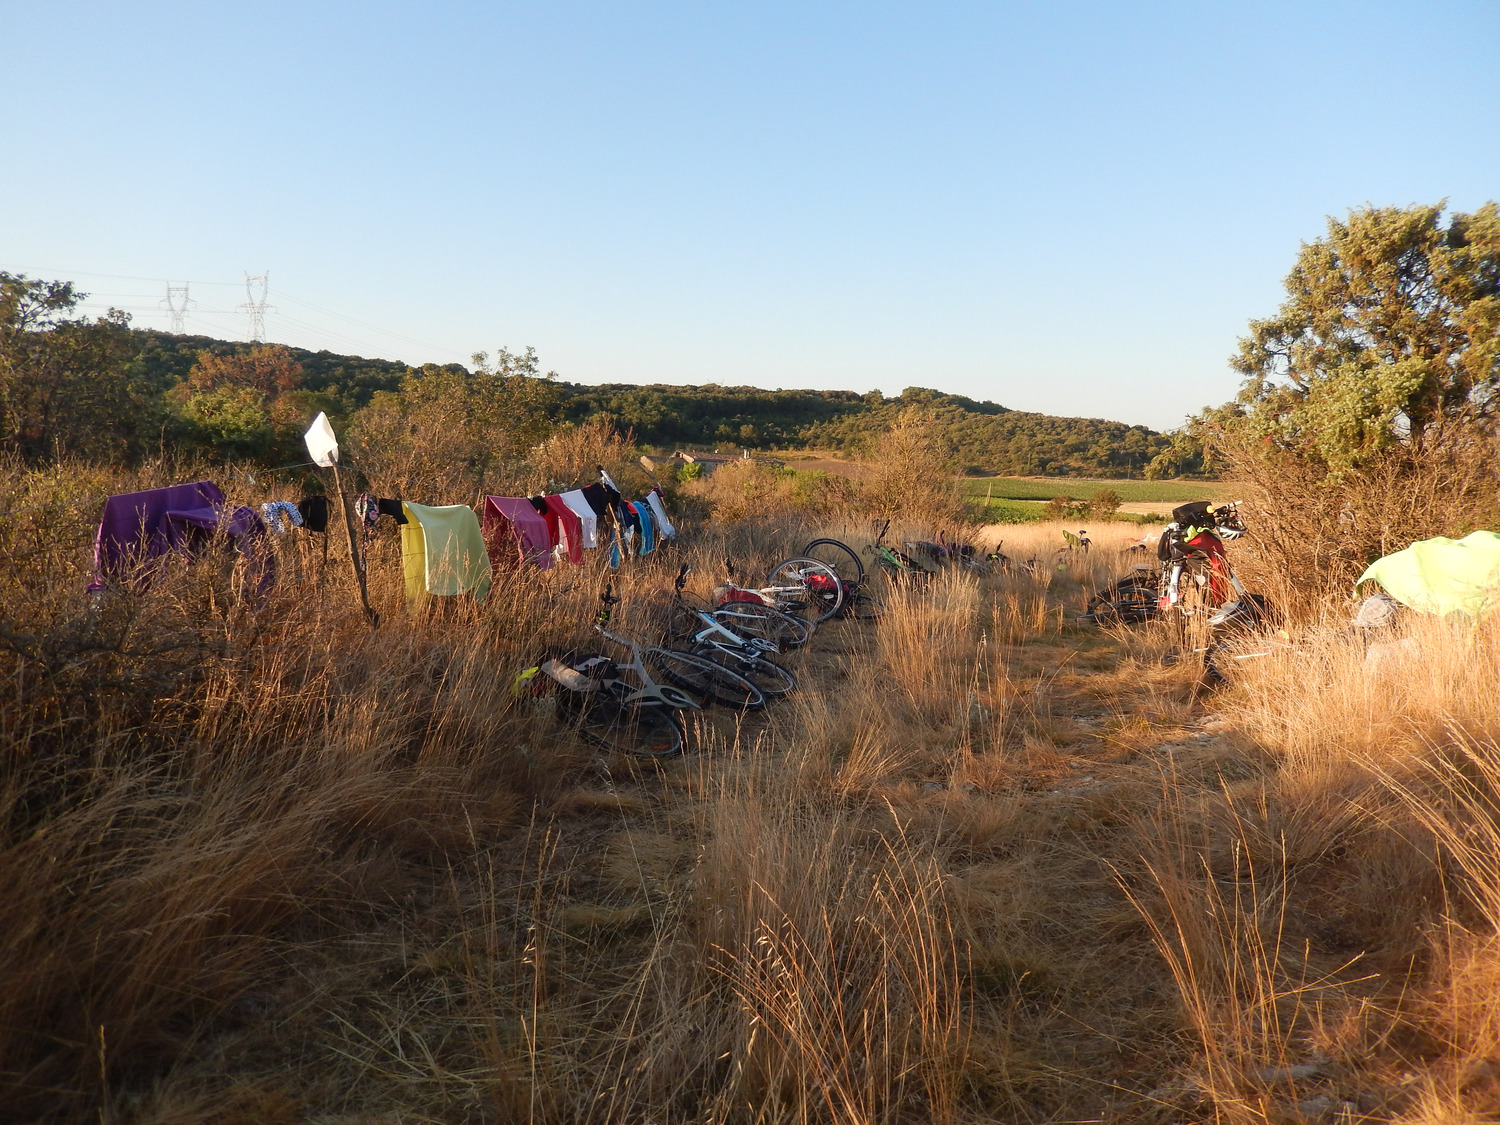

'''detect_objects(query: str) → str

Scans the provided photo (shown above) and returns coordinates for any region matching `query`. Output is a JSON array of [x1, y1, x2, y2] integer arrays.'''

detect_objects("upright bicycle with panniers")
[[1083, 500, 1278, 682]]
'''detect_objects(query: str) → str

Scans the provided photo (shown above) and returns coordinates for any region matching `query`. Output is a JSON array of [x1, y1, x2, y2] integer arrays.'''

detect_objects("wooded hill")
[[123, 331, 1173, 476]]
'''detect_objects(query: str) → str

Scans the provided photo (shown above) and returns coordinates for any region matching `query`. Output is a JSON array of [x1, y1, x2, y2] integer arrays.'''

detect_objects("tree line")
[[14, 198, 1490, 496], [0, 297, 1180, 478]]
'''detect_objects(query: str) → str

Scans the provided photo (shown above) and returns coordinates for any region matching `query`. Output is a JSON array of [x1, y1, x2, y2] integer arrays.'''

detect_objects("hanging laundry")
[[542, 495, 585, 566], [524, 494, 562, 557], [297, 494, 330, 533], [376, 498, 408, 525], [90, 481, 276, 595], [481, 496, 555, 570], [617, 498, 641, 551], [92, 480, 223, 591], [353, 494, 382, 551], [260, 500, 304, 534], [644, 488, 676, 539], [400, 502, 492, 603], [628, 500, 656, 556], [557, 489, 599, 549], [580, 481, 614, 518]]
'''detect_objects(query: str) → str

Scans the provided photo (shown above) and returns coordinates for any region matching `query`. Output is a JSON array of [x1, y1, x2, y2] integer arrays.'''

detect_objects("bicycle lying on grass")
[[864, 520, 932, 583], [803, 526, 1029, 605], [666, 565, 797, 699], [521, 586, 767, 758], [715, 556, 846, 623]]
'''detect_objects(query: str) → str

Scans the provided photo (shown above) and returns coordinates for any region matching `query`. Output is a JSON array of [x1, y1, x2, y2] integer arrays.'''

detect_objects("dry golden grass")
[[4, 458, 1500, 1124]]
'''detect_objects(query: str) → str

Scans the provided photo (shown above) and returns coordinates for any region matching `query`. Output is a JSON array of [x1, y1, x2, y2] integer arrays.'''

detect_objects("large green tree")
[[0, 274, 138, 460], [1232, 202, 1500, 475], [1209, 202, 1500, 606]]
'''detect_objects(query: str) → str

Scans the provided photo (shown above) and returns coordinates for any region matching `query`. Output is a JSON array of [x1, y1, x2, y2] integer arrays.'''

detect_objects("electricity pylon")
[[160, 284, 194, 333], [237, 273, 274, 342]]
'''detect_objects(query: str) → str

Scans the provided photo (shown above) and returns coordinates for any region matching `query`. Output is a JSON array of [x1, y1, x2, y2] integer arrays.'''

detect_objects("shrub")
[[1087, 488, 1122, 518]]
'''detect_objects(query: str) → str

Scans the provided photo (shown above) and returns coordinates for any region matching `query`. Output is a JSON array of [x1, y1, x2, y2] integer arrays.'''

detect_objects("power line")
[[1, 265, 243, 287], [6, 262, 471, 363]]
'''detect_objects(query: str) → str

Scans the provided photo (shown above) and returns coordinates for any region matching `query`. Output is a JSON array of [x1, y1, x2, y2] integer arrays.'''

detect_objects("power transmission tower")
[[237, 272, 275, 342], [160, 283, 194, 333]]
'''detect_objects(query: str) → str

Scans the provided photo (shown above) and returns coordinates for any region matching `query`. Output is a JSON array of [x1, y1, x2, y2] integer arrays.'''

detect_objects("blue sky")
[[3, 1, 1496, 431]]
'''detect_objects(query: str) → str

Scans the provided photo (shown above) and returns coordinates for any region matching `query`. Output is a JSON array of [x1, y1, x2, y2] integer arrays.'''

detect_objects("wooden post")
[[326, 463, 379, 629]]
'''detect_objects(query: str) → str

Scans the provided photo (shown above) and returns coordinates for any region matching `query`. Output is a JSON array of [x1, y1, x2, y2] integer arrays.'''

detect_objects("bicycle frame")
[[593, 594, 702, 711], [865, 520, 926, 576], [673, 565, 782, 658], [1160, 537, 1248, 610], [718, 557, 821, 614], [688, 610, 780, 659]]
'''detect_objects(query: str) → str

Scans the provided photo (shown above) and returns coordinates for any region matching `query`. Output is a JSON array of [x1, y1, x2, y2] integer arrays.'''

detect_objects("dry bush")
[[685, 459, 858, 524], [0, 459, 590, 1120], [1218, 420, 1500, 616], [860, 409, 972, 528], [694, 801, 971, 1125], [528, 417, 635, 494]]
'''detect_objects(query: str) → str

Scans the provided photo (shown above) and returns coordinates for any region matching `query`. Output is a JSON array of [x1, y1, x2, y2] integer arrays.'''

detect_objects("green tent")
[[1356, 531, 1500, 618]]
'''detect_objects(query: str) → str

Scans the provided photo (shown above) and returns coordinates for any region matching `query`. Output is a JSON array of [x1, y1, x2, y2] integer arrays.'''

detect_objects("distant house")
[[669, 450, 785, 475], [669, 451, 737, 475]]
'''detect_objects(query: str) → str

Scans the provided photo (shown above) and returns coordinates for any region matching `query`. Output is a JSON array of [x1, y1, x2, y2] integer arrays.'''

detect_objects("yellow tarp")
[[1356, 530, 1500, 618], [401, 502, 492, 604]]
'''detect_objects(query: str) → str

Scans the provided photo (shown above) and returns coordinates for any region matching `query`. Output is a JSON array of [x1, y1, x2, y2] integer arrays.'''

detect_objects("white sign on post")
[[304, 412, 339, 468]]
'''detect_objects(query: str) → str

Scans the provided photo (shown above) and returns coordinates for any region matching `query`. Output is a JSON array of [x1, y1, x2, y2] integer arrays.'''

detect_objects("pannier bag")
[[1170, 501, 1214, 529]]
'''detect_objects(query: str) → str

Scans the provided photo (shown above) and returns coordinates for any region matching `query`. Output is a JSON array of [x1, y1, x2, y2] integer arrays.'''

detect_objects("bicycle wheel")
[[1083, 573, 1159, 626], [709, 602, 812, 650], [646, 648, 767, 710], [556, 692, 685, 758], [694, 644, 796, 698], [801, 538, 865, 586], [766, 557, 845, 623]]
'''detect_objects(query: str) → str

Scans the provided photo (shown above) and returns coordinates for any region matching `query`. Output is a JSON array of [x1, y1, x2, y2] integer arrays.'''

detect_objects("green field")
[[973, 496, 1166, 525], [960, 476, 1221, 503], [977, 497, 1048, 523]]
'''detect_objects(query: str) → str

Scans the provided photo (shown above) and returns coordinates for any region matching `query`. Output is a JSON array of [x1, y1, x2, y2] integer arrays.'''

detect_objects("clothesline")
[[86, 469, 677, 600], [75, 413, 680, 606]]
